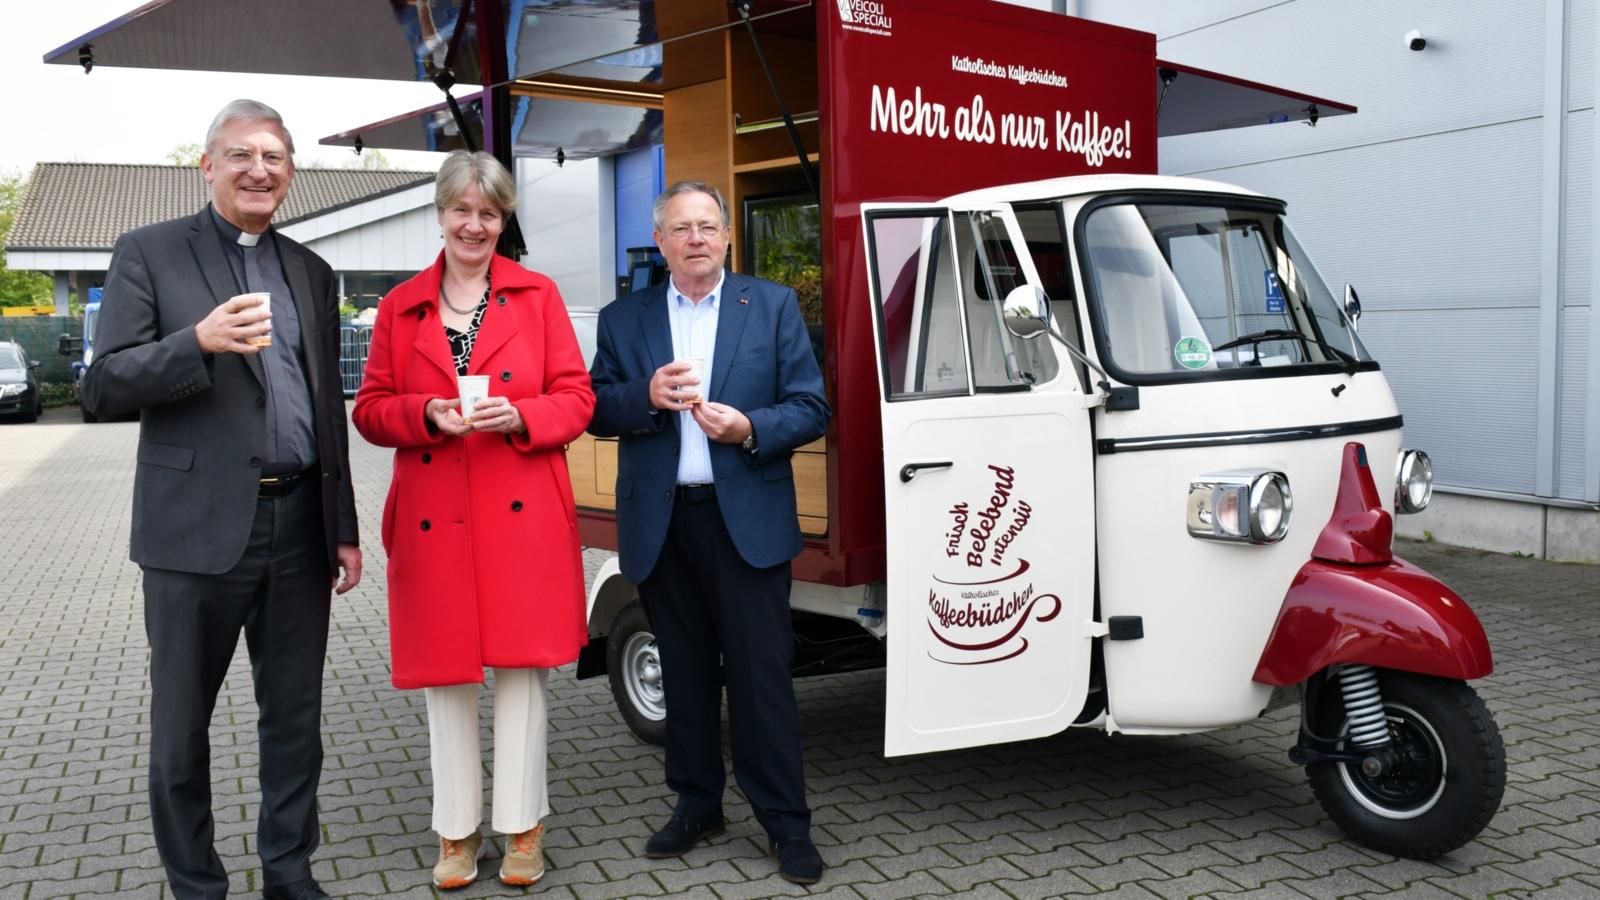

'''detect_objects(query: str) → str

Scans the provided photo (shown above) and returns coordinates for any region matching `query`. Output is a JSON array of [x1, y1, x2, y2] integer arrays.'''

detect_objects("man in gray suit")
[[82, 100, 361, 900]]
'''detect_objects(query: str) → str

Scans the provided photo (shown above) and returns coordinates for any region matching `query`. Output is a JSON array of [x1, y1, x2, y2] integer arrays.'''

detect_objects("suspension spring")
[[1337, 665, 1391, 748]]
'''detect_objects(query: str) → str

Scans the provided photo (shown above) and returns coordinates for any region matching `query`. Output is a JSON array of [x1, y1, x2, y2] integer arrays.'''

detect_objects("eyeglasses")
[[221, 149, 290, 172], [664, 222, 725, 241]]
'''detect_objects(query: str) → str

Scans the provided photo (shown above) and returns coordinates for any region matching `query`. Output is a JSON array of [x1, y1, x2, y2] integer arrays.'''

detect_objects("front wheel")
[[605, 601, 667, 745], [1307, 670, 1504, 859]]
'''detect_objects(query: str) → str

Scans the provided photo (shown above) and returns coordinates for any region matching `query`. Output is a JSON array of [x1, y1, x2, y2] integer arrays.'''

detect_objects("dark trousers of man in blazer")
[[588, 270, 830, 843], [83, 204, 359, 899]]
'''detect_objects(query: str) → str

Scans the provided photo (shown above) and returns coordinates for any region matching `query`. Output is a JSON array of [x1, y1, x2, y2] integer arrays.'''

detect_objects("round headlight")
[[1249, 472, 1293, 543], [1396, 449, 1433, 513]]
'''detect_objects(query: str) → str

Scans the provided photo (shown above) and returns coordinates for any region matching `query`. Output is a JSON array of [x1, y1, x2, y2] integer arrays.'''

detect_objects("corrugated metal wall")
[[1078, 0, 1597, 505]]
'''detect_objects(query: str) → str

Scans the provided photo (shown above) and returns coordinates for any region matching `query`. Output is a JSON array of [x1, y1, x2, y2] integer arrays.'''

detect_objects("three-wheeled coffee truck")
[[46, 0, 1502, 861], [564, 0, 1504, 861]]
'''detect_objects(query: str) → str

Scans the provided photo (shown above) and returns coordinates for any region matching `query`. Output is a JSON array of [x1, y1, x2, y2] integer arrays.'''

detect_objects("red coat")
[[353, 253, 595, 689]]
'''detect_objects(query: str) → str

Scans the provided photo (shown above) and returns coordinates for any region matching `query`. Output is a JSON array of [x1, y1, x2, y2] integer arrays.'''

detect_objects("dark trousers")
[[143, 480, 332, 900], [638, 491, 811, 842]]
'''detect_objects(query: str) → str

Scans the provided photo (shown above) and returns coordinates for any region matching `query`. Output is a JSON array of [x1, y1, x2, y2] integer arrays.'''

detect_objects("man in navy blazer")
[[589, 182, 830, 884]]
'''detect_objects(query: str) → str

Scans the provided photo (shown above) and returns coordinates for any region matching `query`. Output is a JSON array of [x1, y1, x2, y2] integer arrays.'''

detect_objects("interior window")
[[1015, 203, 1086, 392], [954, 211, 1059, 390]]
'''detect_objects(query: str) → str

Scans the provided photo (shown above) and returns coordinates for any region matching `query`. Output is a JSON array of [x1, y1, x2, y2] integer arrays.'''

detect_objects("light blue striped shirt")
[[667, 273, 723, 484]]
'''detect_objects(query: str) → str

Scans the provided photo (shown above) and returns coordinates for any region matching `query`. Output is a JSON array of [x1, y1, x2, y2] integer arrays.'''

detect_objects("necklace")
[[441, 278, 490, 315]]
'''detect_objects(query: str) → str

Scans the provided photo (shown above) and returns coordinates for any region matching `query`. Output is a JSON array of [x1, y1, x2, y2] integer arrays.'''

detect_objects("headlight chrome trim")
[[1187, 469, 1293, 545], [1395, 449, 1433, 514]]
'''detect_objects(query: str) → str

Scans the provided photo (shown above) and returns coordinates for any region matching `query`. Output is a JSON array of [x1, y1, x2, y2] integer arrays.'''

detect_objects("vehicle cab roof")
[[937, 174, 1274, 210]]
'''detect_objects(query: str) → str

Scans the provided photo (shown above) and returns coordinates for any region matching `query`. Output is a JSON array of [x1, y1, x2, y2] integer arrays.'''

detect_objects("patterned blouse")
[[443, 284, 490, 375]]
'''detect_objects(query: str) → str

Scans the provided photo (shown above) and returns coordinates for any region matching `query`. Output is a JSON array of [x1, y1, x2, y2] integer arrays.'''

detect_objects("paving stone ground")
[[2, 406, 1597, 899]]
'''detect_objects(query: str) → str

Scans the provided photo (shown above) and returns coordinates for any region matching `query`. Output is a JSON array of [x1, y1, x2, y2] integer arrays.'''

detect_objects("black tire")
[[606, 601, 667, 745], [1307, 670, 1504, 859], [19, 406, 37, 423]]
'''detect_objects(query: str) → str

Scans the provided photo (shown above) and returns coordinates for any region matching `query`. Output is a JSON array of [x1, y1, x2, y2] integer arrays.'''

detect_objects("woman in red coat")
[[353, 150, 594, 890]]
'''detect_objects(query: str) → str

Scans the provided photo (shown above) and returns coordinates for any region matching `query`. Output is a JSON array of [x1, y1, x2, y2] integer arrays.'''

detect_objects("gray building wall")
[[1072, 0, 1598, 561]]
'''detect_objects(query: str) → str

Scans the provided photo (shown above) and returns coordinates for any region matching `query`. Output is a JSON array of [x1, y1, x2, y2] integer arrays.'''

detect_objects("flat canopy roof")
[[45, 0, 810, 87], [48, 2, 1352, 159]]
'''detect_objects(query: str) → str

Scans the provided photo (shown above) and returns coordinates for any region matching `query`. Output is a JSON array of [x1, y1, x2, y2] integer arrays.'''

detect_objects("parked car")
[[0, 341, 43, 423]]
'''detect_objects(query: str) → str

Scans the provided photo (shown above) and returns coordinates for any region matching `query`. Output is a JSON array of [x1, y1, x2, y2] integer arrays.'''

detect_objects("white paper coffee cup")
[[457, 375, 490, 423], [679, 357, 705, 403], [238, 292, 272, 347]]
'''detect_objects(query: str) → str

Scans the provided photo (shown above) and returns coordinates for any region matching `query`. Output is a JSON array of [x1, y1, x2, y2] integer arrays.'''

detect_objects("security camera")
[[1405, 30, 1426, 51], [78, 43, 94, 73]]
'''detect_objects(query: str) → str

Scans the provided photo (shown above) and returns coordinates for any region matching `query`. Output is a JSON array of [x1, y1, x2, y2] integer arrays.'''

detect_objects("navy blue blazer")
[[588, 272, 830, 582]]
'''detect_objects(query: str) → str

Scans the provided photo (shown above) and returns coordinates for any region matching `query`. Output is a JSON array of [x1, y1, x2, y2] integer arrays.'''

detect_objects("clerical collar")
[[209, 205, 266, 246]]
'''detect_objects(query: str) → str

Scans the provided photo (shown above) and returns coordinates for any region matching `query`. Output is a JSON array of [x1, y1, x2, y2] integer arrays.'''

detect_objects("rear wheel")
[[1307, 670, 1504, 859], [606, 601, 666, 745]]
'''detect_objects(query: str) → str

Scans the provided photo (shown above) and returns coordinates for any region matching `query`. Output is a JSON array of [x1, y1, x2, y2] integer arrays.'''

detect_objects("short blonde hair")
[[435, 150, 516, 214]]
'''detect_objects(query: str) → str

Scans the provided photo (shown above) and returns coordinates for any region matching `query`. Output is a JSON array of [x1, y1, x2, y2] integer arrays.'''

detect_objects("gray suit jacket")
[[82, 207, 359, 574]]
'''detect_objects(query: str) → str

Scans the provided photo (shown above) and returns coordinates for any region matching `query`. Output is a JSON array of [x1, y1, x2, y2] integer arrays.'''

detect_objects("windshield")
[[0, 346, 22, 368], [85, 308, 98, 344], [1078, 200, 1369, 381]]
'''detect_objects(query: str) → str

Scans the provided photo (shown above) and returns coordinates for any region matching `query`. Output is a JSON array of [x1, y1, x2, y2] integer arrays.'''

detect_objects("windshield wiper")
[[1212, 328, 1359, 375]]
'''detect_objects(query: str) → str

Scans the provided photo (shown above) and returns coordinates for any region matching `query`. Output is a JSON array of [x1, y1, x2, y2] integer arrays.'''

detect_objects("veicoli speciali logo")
[[838, 0, 892, 35]]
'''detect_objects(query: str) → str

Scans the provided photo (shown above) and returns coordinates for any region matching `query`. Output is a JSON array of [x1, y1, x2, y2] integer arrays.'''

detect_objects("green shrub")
[[40, 382, 77, 408]]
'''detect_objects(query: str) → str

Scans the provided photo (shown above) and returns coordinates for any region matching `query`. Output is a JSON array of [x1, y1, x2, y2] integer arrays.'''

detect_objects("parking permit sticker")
[[1174, 336, 1212, 369], [1264, 270, 1286, 313]]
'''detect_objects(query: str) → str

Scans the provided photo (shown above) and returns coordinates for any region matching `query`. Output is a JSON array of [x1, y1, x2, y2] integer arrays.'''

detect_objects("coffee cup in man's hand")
[[238, 293, 272, 347]]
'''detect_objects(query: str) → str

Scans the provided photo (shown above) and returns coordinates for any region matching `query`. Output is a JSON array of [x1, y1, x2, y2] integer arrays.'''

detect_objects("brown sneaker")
[[432, 831, 485, 890], [500, 824, 546, 886]]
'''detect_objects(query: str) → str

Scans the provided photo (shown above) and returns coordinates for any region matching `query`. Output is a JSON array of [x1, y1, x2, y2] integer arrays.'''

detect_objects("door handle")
[[900, 460, 954, 483]]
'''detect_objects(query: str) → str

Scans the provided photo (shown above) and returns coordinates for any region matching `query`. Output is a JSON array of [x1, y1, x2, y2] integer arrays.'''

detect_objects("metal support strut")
[[731, 0, 821, 204]]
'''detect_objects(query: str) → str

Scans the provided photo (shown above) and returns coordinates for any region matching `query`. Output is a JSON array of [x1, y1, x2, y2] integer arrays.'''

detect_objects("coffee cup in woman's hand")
[[466, 395, 525, 434], [425, 397, 472, 436]]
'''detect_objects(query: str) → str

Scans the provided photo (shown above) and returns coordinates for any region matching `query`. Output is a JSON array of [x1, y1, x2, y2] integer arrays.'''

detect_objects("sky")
[[0, 1, 469, 176]]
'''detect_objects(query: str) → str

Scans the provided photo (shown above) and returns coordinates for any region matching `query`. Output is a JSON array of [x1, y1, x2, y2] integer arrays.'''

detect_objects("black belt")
[[675, 483, 716, 503], [259, 467, 316, 498]]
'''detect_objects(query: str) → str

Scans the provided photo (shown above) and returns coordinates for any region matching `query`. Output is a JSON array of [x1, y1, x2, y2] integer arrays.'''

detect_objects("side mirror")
[[28, 360, 41, 369], [1344, 283, 1362, 330], [1001, 284, 1051, 339]]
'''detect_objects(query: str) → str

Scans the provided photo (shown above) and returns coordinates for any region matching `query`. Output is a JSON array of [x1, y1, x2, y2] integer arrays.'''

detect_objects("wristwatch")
[[741, 432, 758, 454]]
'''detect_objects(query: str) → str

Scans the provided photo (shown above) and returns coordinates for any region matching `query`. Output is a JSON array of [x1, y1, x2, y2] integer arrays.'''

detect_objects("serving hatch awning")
[[1155, 59, 1355, 137], [45, 0, 811, 88], [320, 89, 663, 162]]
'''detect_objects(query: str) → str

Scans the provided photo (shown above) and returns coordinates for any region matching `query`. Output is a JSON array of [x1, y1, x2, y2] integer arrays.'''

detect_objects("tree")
[[166, 143, 203, 166], [0, 169, 54, 308], [348, 148, 396, 170]]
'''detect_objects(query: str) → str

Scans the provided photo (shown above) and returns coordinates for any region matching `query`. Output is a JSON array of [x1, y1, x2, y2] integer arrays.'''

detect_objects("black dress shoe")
[[771, 836, 824, 885], [262, 878, 330, 900], [644, 814, 725, 858]]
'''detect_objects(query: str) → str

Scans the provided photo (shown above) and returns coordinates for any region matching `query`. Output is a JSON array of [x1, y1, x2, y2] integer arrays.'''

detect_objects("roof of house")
[[7, 162, 434, 251]]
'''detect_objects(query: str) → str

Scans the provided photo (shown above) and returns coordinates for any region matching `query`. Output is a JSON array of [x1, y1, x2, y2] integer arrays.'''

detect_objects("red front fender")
[[1252, 556, 1494, 686]]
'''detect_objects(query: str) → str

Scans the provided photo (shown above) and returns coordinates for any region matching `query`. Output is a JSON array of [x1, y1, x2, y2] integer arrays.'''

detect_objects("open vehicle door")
[[862, 204, 1099, 756]]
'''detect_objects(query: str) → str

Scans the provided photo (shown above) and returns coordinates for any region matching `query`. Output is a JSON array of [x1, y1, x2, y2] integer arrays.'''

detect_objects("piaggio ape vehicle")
[[568, 0, 1504, 861]]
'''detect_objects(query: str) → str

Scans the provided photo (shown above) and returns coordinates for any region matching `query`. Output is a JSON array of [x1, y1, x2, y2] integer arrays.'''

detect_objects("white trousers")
[[425, 667, 551, 839]]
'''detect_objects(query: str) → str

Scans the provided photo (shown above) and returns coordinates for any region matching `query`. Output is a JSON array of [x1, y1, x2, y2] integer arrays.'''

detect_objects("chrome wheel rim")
[[621, 631, 666, 721], [1337, 701, 1448, 820]]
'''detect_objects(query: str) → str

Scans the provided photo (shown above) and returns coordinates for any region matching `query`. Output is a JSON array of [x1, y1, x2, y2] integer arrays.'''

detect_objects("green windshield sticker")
[[1174, 336, 1212, 369]]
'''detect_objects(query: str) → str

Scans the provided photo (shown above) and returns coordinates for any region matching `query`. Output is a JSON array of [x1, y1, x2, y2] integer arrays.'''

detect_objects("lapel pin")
[[739, 296, 749, 305]]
